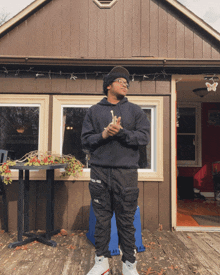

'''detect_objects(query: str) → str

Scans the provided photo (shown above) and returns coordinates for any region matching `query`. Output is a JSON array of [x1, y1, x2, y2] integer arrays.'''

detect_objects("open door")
[[174, 75, 220, 231]]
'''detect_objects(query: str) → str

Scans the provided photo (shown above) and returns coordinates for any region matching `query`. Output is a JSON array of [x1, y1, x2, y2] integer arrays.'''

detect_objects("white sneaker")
[[87, 255, 110, 275], [122, 260, 138, 275]]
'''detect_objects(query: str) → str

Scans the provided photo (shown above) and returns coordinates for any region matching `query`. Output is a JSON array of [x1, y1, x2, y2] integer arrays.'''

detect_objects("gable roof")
[[0, 0, 220, 66], [0, 0, 51, 38], [1, 0, 220, 42], [165, 0, 220, 41]]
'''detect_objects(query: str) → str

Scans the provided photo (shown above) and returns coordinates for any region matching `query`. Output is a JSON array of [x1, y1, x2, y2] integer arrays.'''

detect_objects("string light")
[[70, 73, 77, 80], [0, 67, 172, 81], [35, 73, 45, 78], [15, 69, 20, 76], [3, 67, 8, 74]]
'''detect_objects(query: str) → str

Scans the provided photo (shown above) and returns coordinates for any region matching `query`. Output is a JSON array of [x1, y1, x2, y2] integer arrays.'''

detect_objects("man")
[[81, 66, 150, 275]]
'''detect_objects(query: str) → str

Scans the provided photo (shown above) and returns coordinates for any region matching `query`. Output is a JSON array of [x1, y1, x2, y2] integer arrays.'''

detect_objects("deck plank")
[[173, 232, 211, 275], [197, 232, 220, 254], [1, 230, 220, 275], [176, 232, 218, 275], [156, 231, 203, 274], [187, 233, 220, 273]]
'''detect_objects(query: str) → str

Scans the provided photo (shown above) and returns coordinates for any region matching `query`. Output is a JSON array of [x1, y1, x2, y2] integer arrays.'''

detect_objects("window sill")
[[54, 168, 164, 182]]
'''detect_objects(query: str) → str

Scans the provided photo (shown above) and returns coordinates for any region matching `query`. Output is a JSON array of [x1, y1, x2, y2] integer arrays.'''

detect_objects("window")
[[52, 96, 163, 181], [0, 105, 39, 160], [0, 95, 49, 180], [62, 106, 90, 167], [138, 108, 151, 169], [177, 103, 201, 167], [93, 0, 117, 9], [61, 107, 153, 170]]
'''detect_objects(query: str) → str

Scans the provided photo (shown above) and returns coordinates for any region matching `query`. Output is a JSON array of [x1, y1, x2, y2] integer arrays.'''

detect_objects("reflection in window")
[[62, 107, 89, 166], [62, 106, 152, 169], [177, 107, 196, 162], [0, 106, 39, 160], [177, 135, 195, 160], [177, 108, 195, 133]]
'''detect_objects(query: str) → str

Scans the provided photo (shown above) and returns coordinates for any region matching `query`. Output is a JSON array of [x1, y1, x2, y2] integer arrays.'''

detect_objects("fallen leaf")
[[158, 268, 165, 275], [67, 245, 76, 249], [145, 267, 157, 274], [14, 245, 28, 250], [158, 224, 163, 231], [54, 233, 62, 237], [60, 229, 68, 236]]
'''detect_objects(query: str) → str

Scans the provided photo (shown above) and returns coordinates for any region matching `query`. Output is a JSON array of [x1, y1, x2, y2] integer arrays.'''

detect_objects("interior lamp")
[[193, 88, 209, 98]]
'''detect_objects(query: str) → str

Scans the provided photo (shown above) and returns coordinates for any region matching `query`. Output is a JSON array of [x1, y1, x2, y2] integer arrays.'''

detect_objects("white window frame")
[[52, 95, 163, 181], [177, 102, 202, 167], [0, 94, 49, 180], [138, 106, 155, 173]]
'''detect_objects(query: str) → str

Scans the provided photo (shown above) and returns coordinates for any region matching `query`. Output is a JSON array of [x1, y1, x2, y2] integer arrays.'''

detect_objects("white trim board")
[[176, 226, 220, 232]]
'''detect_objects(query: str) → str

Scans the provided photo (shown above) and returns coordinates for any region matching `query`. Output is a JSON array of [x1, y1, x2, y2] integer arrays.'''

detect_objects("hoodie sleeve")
[[81, 110, 103, 151], [116, 108, 150, 146]]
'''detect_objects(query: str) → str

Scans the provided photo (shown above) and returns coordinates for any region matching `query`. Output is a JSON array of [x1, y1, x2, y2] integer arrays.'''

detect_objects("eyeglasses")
[[114, 78, 130, 88]]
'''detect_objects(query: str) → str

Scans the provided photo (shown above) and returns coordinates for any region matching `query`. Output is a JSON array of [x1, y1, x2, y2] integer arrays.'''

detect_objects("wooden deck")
[[0, 229, 220, 275]]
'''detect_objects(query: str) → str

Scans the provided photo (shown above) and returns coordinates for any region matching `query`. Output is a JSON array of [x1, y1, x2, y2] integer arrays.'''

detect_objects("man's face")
[[107, 78, 129, 99]]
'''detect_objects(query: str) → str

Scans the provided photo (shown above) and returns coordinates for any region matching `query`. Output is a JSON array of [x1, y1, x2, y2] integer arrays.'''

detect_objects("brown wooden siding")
[[0, 0, 219, 60], [0, 76, 171, 232], [0, 77, 171, 95]]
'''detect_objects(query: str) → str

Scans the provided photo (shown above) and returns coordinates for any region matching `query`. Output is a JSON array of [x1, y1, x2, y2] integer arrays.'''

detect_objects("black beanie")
[[103, 66, 130, 95]]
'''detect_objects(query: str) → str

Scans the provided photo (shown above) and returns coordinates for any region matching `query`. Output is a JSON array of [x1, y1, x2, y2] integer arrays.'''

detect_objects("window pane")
[[177, 135, 195, 160], [138, 109, 151, 169], [177, 108, 195, 133], [62, 107, 152, 169], [62, 107, 89, 166], [0, 106, 39, 160]]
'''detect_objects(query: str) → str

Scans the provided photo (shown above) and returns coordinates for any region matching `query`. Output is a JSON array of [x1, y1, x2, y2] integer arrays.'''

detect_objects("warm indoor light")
[[16, 128, 25, 134]]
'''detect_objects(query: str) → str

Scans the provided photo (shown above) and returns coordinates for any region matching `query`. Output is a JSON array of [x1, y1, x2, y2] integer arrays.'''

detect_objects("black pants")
[[89, 166, 139, 263]]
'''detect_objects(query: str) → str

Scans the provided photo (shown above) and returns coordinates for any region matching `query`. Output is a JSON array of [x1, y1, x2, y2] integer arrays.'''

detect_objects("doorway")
[[175, 75, 220, 229]]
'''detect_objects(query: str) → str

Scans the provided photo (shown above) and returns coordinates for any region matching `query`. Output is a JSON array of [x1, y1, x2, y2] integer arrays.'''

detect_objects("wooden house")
[[1, 0, 220, 232]]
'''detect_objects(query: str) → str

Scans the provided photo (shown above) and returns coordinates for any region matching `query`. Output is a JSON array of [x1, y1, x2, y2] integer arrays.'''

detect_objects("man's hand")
[[102, 117, 122, 139]]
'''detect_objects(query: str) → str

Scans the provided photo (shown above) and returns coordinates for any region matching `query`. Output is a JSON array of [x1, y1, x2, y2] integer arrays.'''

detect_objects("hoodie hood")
[[98, 97, 128, 106]]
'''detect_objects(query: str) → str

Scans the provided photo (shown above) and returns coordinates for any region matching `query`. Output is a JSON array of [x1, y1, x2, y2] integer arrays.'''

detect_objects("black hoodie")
[[81, 97, 150, 168]]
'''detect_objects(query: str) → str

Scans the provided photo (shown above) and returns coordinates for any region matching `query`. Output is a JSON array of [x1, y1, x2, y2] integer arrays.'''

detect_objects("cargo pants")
[[89, 165, 139, 263]]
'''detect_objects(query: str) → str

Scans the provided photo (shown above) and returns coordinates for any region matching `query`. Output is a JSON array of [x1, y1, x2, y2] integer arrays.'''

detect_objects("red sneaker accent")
[[102, 269, 110, 275]]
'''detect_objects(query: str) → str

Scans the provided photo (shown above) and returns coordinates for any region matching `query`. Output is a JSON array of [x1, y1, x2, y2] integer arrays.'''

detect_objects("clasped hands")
[[102, 110, 123, 139]]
